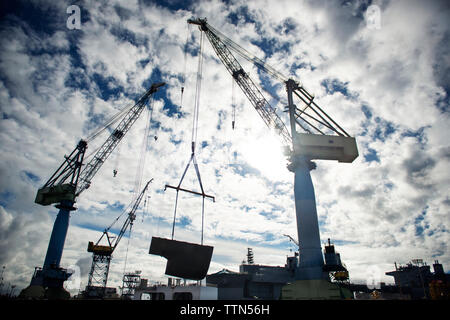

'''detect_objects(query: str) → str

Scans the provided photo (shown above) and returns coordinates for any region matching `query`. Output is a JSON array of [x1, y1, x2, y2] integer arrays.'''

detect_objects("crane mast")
[[27, 82, 165, 297]]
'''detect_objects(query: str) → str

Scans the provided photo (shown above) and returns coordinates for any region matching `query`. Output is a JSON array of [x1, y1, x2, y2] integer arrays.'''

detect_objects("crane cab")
[[293, 132, 358, 163], [87, 241, 114, 256], [35, 184, 76, 206]]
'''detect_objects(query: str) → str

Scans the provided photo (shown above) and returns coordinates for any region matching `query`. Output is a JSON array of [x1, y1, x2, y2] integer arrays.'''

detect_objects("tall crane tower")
[[22, 82, 165, 299], [187, 18, 358, 281], [83, 179, 152, 298]]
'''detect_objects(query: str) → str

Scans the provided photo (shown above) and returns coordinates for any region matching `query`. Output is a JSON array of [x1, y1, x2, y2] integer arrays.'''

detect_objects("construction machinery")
[[83, 179, 153, 299], [187, 18, 358, 288], [21, 82, 165, 299]]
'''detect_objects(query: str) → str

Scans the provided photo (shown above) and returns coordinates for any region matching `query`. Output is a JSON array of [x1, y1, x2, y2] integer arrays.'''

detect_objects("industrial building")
[[133, 279, 218, 300], [206, 242, 353, 300], [385, 260, 449, 299]]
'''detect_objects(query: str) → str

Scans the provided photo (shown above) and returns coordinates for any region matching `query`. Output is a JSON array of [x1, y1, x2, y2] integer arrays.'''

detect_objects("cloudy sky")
[[0, 0, 448, 295]]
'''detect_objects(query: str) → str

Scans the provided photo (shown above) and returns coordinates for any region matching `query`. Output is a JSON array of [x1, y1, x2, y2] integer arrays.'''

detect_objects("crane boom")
[[35, 82, 165, 206], [187, 19, 355, 144], [188, 18, 292, 147], [88, 178, 153, 255], [76, 83, 164, 197], [112, 178, 153, 251], [85, 179, 153, 295]]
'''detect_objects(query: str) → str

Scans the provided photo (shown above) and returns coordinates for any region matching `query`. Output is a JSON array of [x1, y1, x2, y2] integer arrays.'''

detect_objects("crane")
[[187, 18, 358, 281], [83, 179, 153, 298], [25, 82, 165, 298]]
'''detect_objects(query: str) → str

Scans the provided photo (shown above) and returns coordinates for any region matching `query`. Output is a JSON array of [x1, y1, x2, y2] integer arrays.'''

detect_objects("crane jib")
[[187, 18, 356, 159], [197, 22, 292, 147], [35, 83, 165, 206]]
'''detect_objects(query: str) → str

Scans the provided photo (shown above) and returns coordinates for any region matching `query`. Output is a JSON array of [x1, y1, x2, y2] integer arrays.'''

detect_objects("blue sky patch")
[[361, 105, 372, 119], [21, 170, 40, 183], [320, 78, 358, 100], [364, 147, 380, 163], [229, 162, 261, 177], [145, 0, 197, 12], [290, 61, 315, 74], [91, 73, 123, 101], [0, 191, 15, 208], [275, 18, 297, 36], [251, 37, 291, 58], [226, 5, 256, 26], [385, 182, 394, 190], [401, 126, 429, 145], [414, 208, 429, 237], [178, 215, 192, 227], [330, 239, 359, 246], [146, 68, 185, 118], [372, 117, 396, 142], [110, 23, 147, 48]]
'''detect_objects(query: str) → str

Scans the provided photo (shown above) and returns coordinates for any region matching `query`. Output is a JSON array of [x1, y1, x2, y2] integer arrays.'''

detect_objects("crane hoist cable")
[[109, 97, 151, 179], [113, 140, 122, 177], [180, 23, 191, 109], [121, 227, 133, 282], [191, 29, 204, 149], [206, 23, 288, 83], [132, 97, 154, 201], [120, 179, 152, 283], [142, 194, 151, 223], [84, 100, 136, 143], [165, 29, 214, 245], [82, 100, 138, 163]]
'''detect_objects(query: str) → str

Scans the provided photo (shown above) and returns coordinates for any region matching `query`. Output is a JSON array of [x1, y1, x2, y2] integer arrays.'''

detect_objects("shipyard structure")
[[128, 252, 448, 301], [129, 240, 353, 300], [206, 240, 352, 300], [16, 15, 449, 302]]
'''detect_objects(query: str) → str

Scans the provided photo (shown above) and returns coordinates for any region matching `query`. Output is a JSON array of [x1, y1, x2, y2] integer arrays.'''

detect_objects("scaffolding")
[[121, 271, 141, 299]]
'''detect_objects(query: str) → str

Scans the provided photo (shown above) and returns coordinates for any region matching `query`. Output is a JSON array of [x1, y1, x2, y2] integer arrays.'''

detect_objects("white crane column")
[[286, 79, 325, 280], [293, 157, 325, 279]]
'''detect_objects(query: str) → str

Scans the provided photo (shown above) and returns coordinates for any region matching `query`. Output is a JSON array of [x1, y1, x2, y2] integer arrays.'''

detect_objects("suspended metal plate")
[[149, 236, 213, 280]]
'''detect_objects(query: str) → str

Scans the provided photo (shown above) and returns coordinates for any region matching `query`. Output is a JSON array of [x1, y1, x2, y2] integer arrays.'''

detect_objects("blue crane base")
[[30, 199, 75, 289], [291, 156, 327, 280]]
